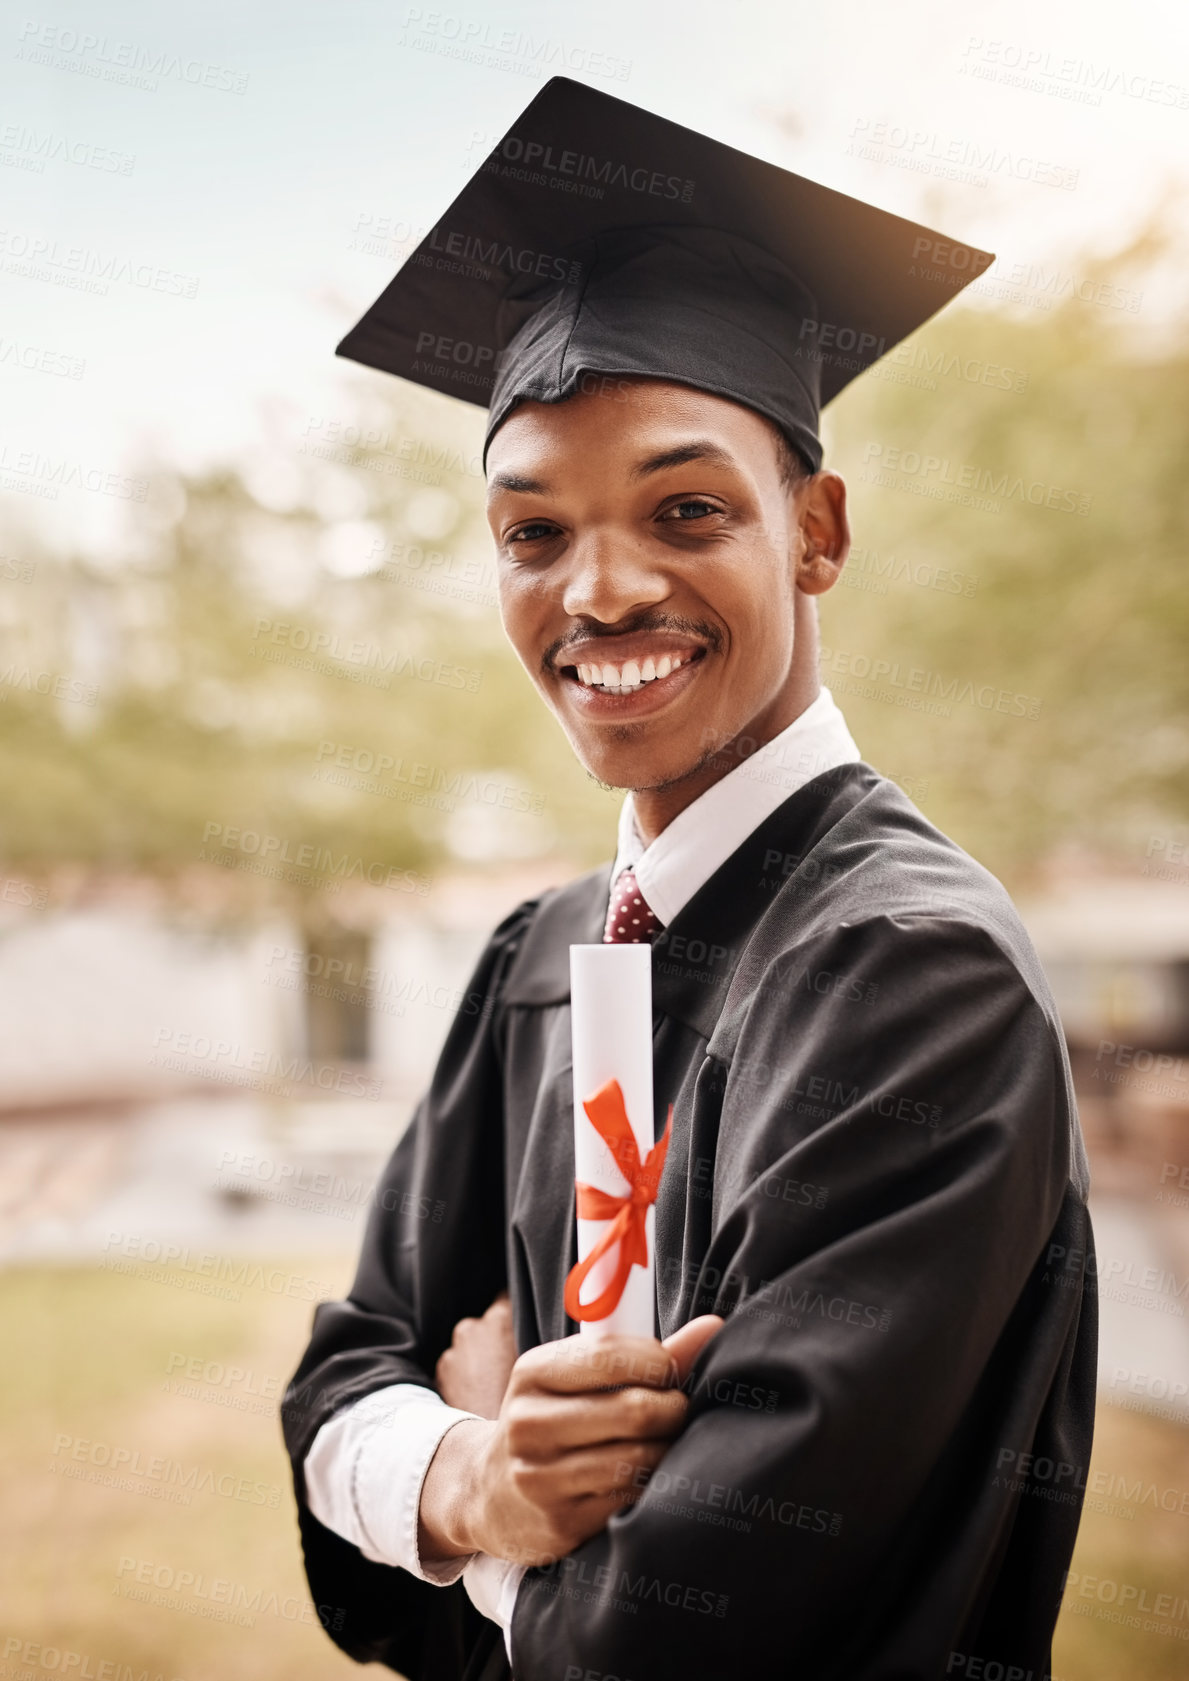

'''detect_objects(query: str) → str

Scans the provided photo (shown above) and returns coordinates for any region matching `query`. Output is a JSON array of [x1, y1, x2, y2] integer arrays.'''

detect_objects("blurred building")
[[2, 858, 1187, 1421], [1019, 873, 1189, 1199]]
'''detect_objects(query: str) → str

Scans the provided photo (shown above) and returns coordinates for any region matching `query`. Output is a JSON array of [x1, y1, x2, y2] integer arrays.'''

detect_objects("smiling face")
[[486, 378, 849, 838]]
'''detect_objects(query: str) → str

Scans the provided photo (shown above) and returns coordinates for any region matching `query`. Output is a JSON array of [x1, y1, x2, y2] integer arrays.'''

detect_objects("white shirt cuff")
[[304, 1382, 480, 1582], [463, 1553, 527, 1662]]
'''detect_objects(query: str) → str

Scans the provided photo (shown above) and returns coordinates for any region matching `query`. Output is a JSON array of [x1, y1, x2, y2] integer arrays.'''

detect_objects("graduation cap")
[[337, 77, 994, 474]]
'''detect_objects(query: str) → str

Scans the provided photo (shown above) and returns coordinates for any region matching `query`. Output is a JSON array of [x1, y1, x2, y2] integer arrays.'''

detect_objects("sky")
[[2, 0, 1187, 553]]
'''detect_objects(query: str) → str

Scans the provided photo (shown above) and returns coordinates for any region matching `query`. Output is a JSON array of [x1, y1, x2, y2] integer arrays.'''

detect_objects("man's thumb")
[[662, 1314, 724, 1383]]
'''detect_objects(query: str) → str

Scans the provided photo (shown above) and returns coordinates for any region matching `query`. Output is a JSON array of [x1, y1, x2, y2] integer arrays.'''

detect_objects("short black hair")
[[774, 427, 814, 490]]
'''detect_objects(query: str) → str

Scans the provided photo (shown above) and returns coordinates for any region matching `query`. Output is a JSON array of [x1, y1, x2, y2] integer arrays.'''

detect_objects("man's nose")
[[559, 529, 669, 622]]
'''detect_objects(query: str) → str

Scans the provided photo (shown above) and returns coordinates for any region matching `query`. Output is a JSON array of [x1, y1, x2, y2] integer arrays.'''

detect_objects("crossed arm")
[[289, 913, 1074, 1677], [422, 1292, 724, 1568]]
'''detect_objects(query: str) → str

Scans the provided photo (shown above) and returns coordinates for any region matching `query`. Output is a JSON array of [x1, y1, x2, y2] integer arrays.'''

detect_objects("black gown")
[[282, 762, 1097, 1681]]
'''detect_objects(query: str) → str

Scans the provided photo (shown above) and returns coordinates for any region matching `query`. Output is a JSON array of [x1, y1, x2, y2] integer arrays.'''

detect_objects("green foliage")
[[0, 400, 619, 906], [1, 242, 1185, 899], [822, 241, 1189, 880]]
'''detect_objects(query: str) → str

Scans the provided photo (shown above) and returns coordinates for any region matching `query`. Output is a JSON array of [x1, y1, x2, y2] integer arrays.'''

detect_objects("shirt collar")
[[609, 686, 860, 927]]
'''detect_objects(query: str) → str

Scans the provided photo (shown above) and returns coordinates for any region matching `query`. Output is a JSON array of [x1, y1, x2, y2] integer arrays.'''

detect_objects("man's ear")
[[795, 470, 850, 596]]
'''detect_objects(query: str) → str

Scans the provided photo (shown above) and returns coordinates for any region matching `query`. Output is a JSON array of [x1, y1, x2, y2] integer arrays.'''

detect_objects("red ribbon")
[[564, 1077, 673, 1324]]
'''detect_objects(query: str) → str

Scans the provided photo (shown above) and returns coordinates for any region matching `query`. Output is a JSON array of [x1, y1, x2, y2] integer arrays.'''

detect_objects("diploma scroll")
[[568, 942, 661, 1340]]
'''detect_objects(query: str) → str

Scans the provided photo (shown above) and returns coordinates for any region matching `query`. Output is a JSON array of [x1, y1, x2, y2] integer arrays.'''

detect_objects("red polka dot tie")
[[603, 866, 663, 944]]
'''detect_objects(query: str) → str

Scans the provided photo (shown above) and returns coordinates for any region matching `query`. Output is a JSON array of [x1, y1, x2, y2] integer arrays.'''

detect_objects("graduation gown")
[[282, 761, 1097, 1681]]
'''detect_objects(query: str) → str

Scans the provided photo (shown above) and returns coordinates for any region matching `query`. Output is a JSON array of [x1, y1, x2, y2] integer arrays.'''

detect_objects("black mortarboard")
[[337, 78, 994, 474]]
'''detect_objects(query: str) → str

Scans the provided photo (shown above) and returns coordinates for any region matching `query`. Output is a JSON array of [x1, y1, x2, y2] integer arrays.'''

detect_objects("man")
[[283, 78, 1097, 1681]]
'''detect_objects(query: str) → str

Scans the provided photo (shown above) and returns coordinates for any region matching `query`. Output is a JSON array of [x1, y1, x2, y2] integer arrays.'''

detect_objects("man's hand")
[[436, 1291, 517, 1420], [419, 1316, 723, 1569]]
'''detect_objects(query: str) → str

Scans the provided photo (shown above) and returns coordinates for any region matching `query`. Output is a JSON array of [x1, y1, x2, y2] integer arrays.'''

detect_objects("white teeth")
[[571, 650, 697, 690]]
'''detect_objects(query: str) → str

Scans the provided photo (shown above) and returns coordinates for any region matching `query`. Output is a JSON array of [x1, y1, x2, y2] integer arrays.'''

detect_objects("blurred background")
[[1, 0, 1187, 1675]]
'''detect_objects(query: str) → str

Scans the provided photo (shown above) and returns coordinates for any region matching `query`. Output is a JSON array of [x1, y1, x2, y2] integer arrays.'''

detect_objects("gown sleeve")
[[510, 913, 1094, 1680], [281, 895, 538, 1676]]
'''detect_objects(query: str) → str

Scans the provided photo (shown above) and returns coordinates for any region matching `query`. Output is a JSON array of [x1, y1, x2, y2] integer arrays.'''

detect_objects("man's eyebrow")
[[629, 440, 737, 480], [487, 470, 550, 494], [487, 440, 736, 495]]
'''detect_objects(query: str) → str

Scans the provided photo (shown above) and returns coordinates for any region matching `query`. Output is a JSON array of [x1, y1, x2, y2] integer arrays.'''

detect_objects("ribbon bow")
[[564, 1077, 673, 1324]]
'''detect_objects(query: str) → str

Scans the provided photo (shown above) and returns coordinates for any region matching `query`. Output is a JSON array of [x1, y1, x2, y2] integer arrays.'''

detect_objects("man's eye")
[[662, 499, 719, 522], [508, 522, 557, 543]]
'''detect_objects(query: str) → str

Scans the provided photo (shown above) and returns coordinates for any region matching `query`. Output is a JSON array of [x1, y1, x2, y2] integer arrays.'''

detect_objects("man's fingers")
[[516, 1335, 679, 1396], [509, 1437, 671, 1503], [662, 1314, 725, 1383], [503, 1384, 687, 1457]]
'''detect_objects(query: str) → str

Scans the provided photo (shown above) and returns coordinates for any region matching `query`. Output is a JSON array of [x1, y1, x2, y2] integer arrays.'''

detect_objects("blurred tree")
[[0, 392, 620, 909], [822, 223, 1188, 880], [0, 235, 1184, 902]]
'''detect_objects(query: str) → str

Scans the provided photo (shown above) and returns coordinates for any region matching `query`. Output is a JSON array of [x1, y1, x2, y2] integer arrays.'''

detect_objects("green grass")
[[3, 1260, 1187, 1678], [1, 1255, 366, 1681], [1052, 1400, 1189, 1681]]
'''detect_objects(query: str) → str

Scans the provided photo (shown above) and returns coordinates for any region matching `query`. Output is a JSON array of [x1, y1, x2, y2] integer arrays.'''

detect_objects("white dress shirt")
[[303, 688, 861, 1654]]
